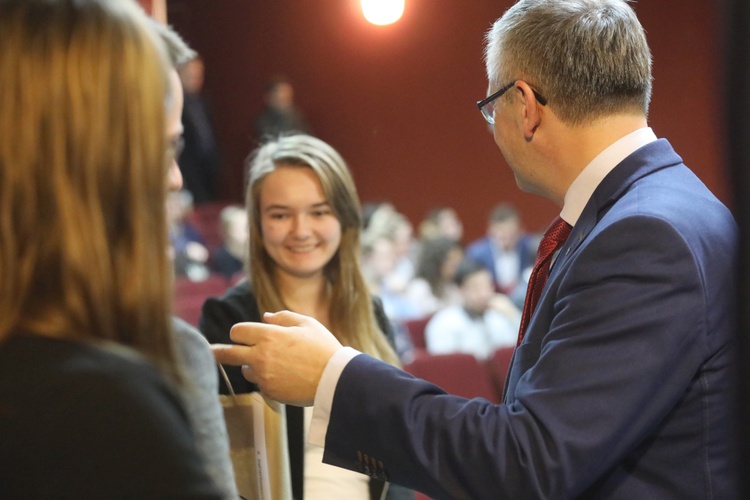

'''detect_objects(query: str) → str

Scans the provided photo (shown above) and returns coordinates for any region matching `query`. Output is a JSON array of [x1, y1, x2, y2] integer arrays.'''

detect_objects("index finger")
[[211, 343, 255, 367], [230, 320, 278, 345]]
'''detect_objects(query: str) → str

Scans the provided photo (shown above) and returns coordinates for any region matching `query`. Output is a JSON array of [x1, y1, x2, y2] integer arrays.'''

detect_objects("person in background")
[[425, 258, 519, 360], [168, 189, 211, 281], [0, 0, 222, 496], [361, 234, 420, 362], [199, 134, 413, 500], [361, 234, 416, 322], [210, 204, 249, 280], [404, 236, 464, 318], [466, 202, 537, 307], [417, 206, 464, 243], [214, 0, 739, 498], [363, 204, 418, 296], [178, 56, 221, 204], [153, 19, 238, 499], [254, 75, 312, 140]]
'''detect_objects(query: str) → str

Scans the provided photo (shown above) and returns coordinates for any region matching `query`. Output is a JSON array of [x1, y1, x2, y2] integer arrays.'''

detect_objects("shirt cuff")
[[308, 346, 361, 447]]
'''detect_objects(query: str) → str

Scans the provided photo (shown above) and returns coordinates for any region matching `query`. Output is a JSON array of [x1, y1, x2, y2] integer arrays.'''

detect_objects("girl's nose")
[[291, 214, 311, 238]]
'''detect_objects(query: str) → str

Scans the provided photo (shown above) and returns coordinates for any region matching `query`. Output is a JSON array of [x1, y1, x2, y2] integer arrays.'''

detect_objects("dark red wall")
[[166, 0, 727, 241]]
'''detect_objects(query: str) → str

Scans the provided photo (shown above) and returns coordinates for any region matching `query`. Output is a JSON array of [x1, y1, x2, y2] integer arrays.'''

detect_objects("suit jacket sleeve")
[[320, 215, 735, 499]]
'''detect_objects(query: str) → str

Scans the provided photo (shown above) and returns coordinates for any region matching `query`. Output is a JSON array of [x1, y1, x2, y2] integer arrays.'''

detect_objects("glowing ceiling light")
[[361, 0, 404, 26]]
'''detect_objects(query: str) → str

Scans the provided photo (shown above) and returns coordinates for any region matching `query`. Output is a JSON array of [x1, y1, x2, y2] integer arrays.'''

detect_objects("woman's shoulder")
[[2, 335, 159, 381], [213, 278, 256, 305], [7, 336, 179, 407], [0, 335, 222, 498], [201, 279, 260, 322], [0, 335, 187, 446]]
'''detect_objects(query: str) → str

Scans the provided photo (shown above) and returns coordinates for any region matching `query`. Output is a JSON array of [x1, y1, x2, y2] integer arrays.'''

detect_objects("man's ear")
[[516, 81, 542, 142]]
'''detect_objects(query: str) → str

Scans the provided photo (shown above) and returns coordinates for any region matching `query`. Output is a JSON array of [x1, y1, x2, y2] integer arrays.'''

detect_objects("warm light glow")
[[361, 0, 404, 26]]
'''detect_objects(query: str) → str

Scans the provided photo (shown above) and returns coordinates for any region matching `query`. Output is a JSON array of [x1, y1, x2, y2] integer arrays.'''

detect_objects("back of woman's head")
[[0, 0, 174, 367]]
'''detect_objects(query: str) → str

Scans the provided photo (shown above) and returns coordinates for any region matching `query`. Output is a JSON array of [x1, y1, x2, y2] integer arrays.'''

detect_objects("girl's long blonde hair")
[[0, 0, 177, 373], [246, 135, 399, 366]]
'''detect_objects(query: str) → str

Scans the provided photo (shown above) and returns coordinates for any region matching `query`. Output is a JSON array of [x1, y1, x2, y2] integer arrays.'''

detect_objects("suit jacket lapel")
[[550, 139, 683, 277]]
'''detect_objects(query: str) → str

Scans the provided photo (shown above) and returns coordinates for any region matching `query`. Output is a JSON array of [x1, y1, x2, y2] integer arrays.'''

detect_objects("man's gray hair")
[[484, 0, 652, 124]]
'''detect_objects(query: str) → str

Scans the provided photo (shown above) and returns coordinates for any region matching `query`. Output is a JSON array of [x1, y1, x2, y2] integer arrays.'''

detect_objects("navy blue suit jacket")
[[321, 140, 739, 499]]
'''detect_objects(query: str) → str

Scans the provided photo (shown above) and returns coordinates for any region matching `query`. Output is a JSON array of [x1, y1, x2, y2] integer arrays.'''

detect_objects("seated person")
[[361, 234, 420, 324], [417, 206, 464, 243], [168, 189, 210, 281], [404, 236, 464, 317], [364, 204, 417, 291], [466, 203, 537, 307], [210, 205, 248, 278], [425, 258, 520, 360]]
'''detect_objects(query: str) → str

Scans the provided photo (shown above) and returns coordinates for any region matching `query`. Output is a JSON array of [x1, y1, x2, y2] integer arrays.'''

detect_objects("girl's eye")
[[311, 204, 334, 217]]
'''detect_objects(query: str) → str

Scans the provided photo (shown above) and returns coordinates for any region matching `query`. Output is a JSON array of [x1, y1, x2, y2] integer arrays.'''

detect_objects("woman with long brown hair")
[[0, 0, 220, 496], [200, 134, 411, 499]]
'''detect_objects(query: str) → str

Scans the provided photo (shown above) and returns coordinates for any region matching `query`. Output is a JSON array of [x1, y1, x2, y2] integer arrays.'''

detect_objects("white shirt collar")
[[561, 127, 657, 226]]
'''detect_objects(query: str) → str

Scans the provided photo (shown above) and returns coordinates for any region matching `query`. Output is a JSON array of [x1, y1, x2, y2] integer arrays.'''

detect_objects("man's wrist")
[[308, 347, 361, 446]]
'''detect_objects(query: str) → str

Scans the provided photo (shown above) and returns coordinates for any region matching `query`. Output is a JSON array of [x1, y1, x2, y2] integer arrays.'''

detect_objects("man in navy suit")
[[215, 0, 739, 498]]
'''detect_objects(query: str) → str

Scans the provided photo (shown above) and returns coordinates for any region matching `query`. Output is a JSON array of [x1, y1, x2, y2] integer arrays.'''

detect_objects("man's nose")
[[167, 161, 183, 192]]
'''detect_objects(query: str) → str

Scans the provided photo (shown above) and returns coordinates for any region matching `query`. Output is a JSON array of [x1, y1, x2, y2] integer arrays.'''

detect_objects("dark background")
[[165, 0, 727, 241], [726, 0, 749, 496]]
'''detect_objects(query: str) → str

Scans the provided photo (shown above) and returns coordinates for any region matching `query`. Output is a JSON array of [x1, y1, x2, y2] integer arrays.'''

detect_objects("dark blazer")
[[0, 335, 222, 498], [199, 280, 413, 500], [179, 94, 220, 204], [318, 140, 739, 499]]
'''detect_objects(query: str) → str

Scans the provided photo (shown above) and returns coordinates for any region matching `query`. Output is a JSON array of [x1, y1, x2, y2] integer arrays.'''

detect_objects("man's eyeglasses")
[[476, 81, 548, 125]]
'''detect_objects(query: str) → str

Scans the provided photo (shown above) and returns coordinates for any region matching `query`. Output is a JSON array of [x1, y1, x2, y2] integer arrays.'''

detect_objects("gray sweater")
[[172, 317, 238, 499]]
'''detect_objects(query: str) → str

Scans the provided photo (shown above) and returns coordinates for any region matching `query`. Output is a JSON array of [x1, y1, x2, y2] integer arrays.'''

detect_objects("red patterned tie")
[[517, 216, 573, 346]]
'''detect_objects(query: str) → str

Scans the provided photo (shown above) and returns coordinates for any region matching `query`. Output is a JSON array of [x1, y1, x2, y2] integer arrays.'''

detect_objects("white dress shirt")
[[424, 306, 518, 360]]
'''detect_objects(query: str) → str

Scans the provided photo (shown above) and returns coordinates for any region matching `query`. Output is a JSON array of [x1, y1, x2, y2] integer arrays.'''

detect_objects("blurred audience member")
[[255, 75, 311, 140], [361, 200, 387, 231], [168, 190, 210, 281], [210, 205, 248, 279], [364, 204, 417, 292], [178, 57, 221, 204], [425, 259, 519, 360], [418, 206, 464, 243], [361, 234, 418, 364], [466, 203, 537, 307], [405, 237, 464, 318], [362, 234, 420, 324]]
